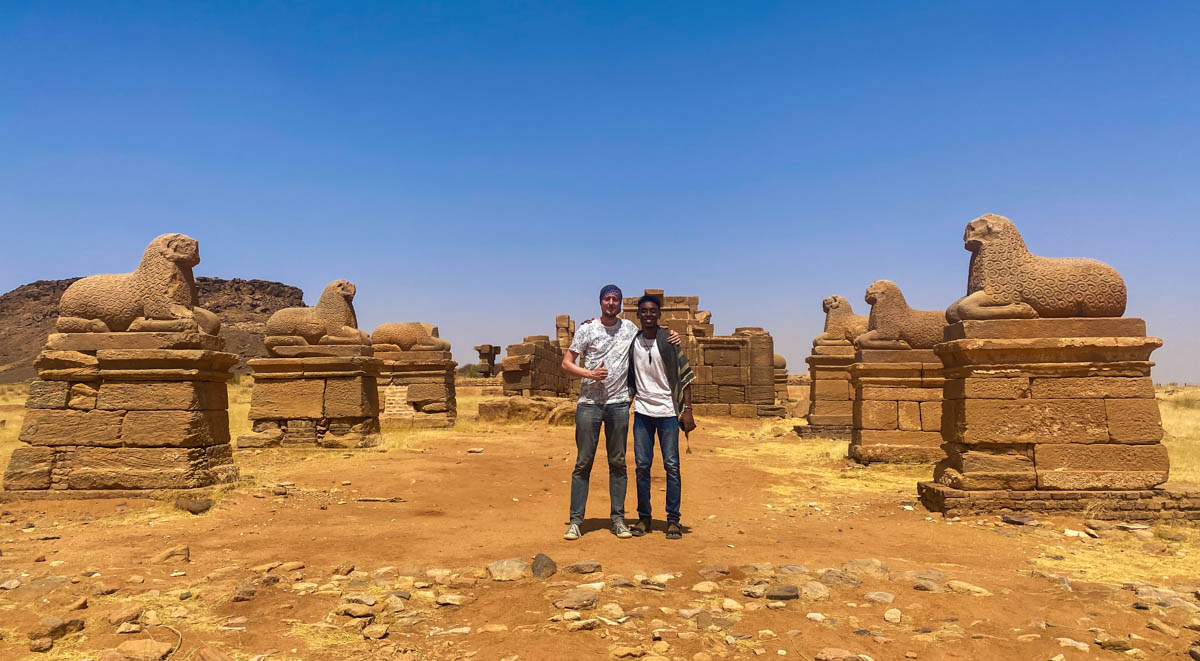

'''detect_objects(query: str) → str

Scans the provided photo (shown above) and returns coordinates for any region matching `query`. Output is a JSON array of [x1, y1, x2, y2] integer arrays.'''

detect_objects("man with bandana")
[[559, 285, 679, 540]]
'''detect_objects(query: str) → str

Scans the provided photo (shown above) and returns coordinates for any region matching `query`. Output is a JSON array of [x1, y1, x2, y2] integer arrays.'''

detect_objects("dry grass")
[[1160, 386, 1200, 486], [713, 419, 927, 508], [1031, 524, 1200, 585]]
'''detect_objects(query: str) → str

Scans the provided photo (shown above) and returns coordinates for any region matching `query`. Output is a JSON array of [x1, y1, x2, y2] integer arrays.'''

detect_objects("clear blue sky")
[[2, 2, 1197, 382]]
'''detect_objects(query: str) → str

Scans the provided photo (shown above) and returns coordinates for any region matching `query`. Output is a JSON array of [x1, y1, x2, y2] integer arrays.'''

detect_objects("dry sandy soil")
[[1, 387, 1200, 660]]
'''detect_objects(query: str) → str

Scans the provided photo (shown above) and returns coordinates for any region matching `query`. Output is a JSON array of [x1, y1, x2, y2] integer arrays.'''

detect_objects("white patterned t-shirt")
[[569, 318, 638, 405]]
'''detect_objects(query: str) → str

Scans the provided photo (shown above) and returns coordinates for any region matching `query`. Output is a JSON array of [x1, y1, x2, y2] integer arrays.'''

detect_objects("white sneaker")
[[563, 523, 582, 540], [612, 521, 632, 539]]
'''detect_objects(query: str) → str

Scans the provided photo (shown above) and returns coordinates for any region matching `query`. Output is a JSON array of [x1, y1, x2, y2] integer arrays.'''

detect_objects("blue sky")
[[2, 2, 1197, 381]]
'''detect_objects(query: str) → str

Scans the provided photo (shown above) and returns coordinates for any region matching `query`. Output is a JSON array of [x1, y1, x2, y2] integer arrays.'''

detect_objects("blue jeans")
[[633, 412, 681, 524], [570, 402, 630, 524]]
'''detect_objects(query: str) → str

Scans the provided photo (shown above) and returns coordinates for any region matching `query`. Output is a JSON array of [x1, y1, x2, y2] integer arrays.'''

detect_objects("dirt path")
[[2, 418, 1198, 660]]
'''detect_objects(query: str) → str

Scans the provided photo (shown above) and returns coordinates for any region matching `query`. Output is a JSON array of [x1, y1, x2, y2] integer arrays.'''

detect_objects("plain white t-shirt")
[[632, 334, 676, 417]]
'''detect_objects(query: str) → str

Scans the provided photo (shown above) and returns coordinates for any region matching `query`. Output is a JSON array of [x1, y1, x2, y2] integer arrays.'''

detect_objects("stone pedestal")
[[849, 349, 944, 463], [238, 346, 381, 449], [2, 332, 240, 499], [918, 318, 1194, 518], [502, 335, 571, 397], [799, 345, 856, 439], [376, 350, 457, 430], [474, 344, 501, 378]]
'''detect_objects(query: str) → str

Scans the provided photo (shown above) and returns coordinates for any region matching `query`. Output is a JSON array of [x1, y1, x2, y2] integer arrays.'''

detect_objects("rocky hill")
[[0, 277, 305, 383]]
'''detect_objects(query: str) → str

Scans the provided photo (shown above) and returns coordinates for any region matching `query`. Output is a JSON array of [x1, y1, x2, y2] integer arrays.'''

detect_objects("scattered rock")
[[108, 603, 144, 626], [29, 617, 85, 641], [568, 618, 599, 632], [115, 639, 176, 661], [777, 564, 808, 575], [174, 496, 213, 515], [721, 598, 743, 611], [487, 557, 530, 581], [1148, 617, 1180, 638], [611, 646, 643, 658], [1056, 637, 1088, 651], [362, 623, 389, 639], [912, 580, 942, 593], [1, 578, 21, 590], [843, 559, 888, 579], [802, 581, 830, 601], [532, 553, 558, 578], [278, 561, 305, 572], [436, 594, 466, 606], [335, 603, 375, 618], [231, 585, 256, 602], [599, 602, 625, 619], [566, 561, 602, 574], [865, 591, 894, 604], [467, 447, 484, 453], [884, 608, 902, 623], [699, 564, 731, 580], [815, 648, 857, 661], [692, 581, 719, 593], [151, 545, 189, 564], [1001, 513, 1036, 526], [818, 569, 861, 588], [29, 637, 53, 653], [764, 585, 799, 601], [117, 622, 142, 634], [946, 580, 991, 597], [1096, 633, 1133, 652], [68, 597, 88, 610]]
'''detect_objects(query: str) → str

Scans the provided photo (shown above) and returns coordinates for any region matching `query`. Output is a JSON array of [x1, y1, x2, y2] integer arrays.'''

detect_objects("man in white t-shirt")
[[626, 294, 695, 540], [559, 284, 679, 540]]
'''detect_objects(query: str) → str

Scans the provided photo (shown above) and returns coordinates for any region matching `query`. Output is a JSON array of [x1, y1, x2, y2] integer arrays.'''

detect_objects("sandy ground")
[[2, 411, 1200, 660]]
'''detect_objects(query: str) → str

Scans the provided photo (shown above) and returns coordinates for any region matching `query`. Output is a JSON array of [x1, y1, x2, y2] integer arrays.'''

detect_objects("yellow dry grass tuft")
[[282, 620, 364, 655], [1031, 525, 1200, 585], [1160, 386, 1200, 486]]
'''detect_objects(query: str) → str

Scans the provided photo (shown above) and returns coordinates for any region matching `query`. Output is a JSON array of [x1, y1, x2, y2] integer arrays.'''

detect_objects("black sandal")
[[666, 522, 682, 540], [630, 518, 651, 537]]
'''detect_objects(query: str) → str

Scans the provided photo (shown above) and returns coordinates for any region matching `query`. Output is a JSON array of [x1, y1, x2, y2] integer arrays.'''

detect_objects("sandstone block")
[[704, 348, 741, 367], [718, 386, 745, 403], [249, 379, 325, 420], [45, 331, 224, 352], [98, 381, 227, 411], [121, 410, 230, 447], [1034, 443, 1168, 472], [34, 350, 99, 381], [26, 380, 70, 409], [69, 383, 98, 410], [712, 367, 745, 386], [270, 345, 373, 358], [943, 377, 1030, 400], [813, 379, 849, 401], [693, 384, 718, 403], [20, 409, 123, 447], [477, 401, 509, 422], [325, 377, 378, 418], [944, 318, 1147, 340], [1037, 471, 1168, 491], [939, 469, 1037, 490], [747, 385, 775, 404], [950, 398, 1108, 445], [2, 447, 55, 490], [943, 444, 1033, 473], [809, 400, 853, 417], [1031, 377, 1155, 399], [406, 383, 449, 404], [730, 404, 758, 418], [693, 404, 730, 416], [1106, 399, 1164, 443], [855, 400, 897, 430], [811, 344, 856, 356], [808, 413, 854, 426], [898, 401, 921, 431], [851, 444, 945, 463], [750, 366, 773, 386], [919, 401, 942, 431], [67, 447, 217, 489], [858, 386, 941, 402]]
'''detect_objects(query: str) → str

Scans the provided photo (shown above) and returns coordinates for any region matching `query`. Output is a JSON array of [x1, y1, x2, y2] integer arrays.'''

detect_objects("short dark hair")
[[637, 294, 662, 309]]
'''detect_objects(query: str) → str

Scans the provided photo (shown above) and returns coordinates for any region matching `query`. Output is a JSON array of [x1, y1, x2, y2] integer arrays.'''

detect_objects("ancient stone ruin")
[[773, 354, 788, 403], [799, 295, 866, 439], [625, 290, 783, 418], [2, 234, 240, 497], [372, 322, 457, 430], [501, 330, 576, 398], [848, 280, 947, 463], [237, 280, 381, 448], [919, 214, 1196, 520], [474, 344, 501, 377]]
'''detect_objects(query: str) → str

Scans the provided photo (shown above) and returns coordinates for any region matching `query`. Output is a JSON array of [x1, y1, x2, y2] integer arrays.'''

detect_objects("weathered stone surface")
[[26, 379, 71, 409], [487, 558, 530, 581], [855, 400, 897, 430], [1030, 376, 1154, 399], [1035, 443, 1168, 472], [531, 553, 557, 578], [813, 296, 868, 346], [324, 377, 377, 418], [945, 317, 1146, 340], [1105, 399, 1164, 442], [248, 378, 324, 420], [45, 331, 224, 352], [115, 638, 176, 661], [20, 409, 124, 447], [948, 398, 1108, 444], [854, 281, 947, 350], [264, 280, 369, 353], [2, 447, 56, 490], [943, 377, 1030, 400], [1037, 470, 1168, 490], [121, 410, 229, 447], [34, 350, 100, 380], [67, 447, 217, 489], [97, 381, 227, 411]]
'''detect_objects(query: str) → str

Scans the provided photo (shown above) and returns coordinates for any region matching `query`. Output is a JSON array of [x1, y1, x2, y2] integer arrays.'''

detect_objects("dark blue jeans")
[[570, 402, 630, 524], [633, 412, 681, 524]]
